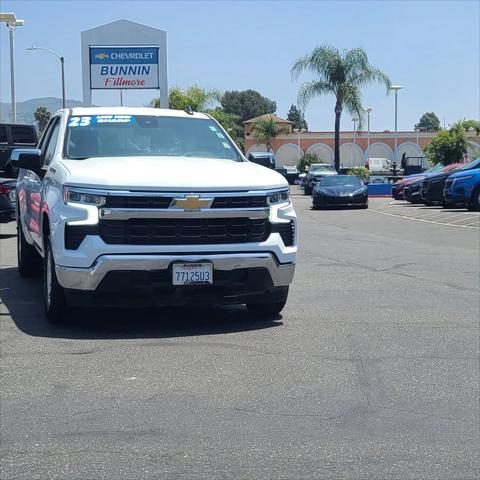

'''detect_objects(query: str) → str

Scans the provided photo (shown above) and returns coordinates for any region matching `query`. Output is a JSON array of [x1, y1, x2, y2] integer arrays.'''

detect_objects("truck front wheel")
[[247, 287, 289, 317]]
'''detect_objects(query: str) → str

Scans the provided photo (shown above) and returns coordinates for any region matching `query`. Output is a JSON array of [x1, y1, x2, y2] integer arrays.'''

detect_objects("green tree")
[[287, 104, 308, 131], [206, 108, 244, 151], [424, 127, 467, 165], [151, 85, 219, 111], [34, 106, 51, 133], [251, 115, 289, 152], [297, 153, 319, 172], [291, 45, 391, 171], [220, 90, 276, 123], [347, 167, 370, 181], [453, 119, 480, 134], [414, 112, 441, 131]]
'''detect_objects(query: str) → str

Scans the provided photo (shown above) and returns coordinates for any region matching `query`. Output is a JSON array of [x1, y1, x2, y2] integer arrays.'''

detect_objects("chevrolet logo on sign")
[[170, 195, 213, 211], [94, 53, 110, 60]]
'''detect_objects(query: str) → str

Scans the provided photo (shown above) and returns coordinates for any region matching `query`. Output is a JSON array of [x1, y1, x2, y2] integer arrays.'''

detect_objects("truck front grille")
[[105, 196, 173, 209], [104, 195, 267, 209], [99, 217, 270, 245]]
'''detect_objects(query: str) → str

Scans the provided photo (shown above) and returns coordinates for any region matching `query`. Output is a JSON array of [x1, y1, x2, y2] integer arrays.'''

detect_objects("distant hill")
[[0, 97, 86, 124]]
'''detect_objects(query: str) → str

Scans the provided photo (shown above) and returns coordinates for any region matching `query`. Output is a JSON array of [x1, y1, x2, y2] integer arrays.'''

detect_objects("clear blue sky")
[[1, 0, 479, 131]]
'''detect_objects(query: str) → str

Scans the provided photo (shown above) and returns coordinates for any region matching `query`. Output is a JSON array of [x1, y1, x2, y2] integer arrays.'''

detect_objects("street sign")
[[89, 46, 159, 89]]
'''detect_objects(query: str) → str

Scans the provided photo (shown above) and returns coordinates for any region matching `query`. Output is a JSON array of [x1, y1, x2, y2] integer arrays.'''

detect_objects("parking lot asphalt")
[[1, 190, 479, 480], [370, 200, 480, 229]]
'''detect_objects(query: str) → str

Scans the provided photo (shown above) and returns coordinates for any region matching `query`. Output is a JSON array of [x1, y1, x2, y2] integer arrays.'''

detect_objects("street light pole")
[[1, 13, 24, 123], [351, 117, 358, 167], [293, 127, 306, 166], [9, 24, 16, 122], [366, 107, 373, 148], [390, 85, 403, 154], [27, 46, 66, 109]]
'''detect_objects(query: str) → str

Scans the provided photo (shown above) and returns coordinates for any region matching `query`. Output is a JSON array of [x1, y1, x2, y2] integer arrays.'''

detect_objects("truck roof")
[[66, 106, 210, 120]]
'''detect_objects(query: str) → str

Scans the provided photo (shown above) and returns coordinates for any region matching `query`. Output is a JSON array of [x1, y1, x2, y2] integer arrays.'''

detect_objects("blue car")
[[444, 168, 480, 210]]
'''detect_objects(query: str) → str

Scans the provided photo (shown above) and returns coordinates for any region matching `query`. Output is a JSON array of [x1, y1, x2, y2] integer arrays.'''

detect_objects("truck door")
[[21, 118, 60, 249]]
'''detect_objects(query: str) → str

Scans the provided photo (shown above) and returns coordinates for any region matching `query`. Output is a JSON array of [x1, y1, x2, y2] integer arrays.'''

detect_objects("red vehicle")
[[392, 163, 466, 200]]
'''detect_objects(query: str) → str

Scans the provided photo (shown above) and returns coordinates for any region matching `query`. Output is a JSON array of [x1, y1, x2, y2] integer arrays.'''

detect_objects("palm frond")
[[342, 86, 365, 129], [297, 81, 334, 109], [291, 44, 341, 83]]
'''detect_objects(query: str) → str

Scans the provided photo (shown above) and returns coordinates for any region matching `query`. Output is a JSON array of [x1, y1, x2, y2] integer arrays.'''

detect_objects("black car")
[[421, 158, 480, 205], [404, 178, 424, 203], [0, 178, 16, 223], [248, 152, 276, 169], [0, 123, 37, 177], [275, 166, 299, 185], [312, 175, 368, 209]]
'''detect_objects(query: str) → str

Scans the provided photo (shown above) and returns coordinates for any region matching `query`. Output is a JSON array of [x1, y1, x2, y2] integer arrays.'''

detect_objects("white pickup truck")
[[12, 107, 297, 323]]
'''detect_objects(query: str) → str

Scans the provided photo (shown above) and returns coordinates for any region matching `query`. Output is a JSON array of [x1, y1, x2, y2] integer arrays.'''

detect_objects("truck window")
[[43, 119, 60, 166], [10, 126, 37, 144]]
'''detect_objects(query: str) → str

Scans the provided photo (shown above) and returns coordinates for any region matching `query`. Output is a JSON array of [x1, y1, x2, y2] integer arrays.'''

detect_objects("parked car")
[[392, 163, 446, 200], [422, 158, 480, 205], [0, 123, 37, 177], [298, 172, 306, 187], [304, 163, 337, 195], [444, 168, 480, 210], [12, 107, 297, 323], [248, 152, 276, 169], [275, 165, 298, 185], [402, 163, 465, 203], [0, 178, 16, 223], [312, 175, 368, 209]]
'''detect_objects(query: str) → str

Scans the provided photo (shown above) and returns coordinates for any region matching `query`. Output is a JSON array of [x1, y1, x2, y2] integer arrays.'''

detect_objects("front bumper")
[[445, 189, 467, 205], [56, 252, 295, 291], [313, 193, 367, 207]]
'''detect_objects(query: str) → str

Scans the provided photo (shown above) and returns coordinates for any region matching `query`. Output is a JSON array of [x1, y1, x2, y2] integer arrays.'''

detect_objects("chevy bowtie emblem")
[[94, 53, 110, 60], [170, 195, 213, 211]]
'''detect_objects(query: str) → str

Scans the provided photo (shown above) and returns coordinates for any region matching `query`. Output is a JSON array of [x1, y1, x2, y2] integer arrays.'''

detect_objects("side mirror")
[[10, 149, 42, 171]]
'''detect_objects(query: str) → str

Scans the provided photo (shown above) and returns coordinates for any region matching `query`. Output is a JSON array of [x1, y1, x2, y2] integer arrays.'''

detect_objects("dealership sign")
[[89, 46, 160, 89]]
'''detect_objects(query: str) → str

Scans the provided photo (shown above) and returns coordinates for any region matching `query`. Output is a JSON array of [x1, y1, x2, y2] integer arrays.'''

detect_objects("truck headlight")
[[63, 186, 106, 207], [267, 189, 290, 205]]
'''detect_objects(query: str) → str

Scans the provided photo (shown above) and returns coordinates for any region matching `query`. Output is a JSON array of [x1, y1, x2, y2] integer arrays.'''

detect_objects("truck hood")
[[60, 156, 288, 192]]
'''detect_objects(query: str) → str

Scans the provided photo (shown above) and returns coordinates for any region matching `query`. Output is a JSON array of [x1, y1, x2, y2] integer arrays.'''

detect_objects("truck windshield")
[[310, 164, 335, 172], [65, 115, 240, 161]]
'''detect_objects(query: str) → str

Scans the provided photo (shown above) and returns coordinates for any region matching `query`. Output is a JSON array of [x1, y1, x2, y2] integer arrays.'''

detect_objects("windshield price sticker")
[[68, 115, 134, 127]]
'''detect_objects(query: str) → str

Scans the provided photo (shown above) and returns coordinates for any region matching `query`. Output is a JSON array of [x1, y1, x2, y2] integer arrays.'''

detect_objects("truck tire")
[[43, 236, 67, 324], [17, 220, 42, 277], [247, 287, 289, 317]]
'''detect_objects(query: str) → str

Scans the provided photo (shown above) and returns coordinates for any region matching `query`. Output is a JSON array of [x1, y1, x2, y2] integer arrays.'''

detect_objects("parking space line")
[[369, 208, 480, 229]]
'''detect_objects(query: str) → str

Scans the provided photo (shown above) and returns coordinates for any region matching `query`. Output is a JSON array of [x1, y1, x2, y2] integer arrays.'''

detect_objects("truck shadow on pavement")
[[0, 267, 282, 340]]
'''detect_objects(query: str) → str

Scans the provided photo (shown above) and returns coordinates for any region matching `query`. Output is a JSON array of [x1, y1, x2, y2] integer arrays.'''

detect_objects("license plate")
[[172, 262, 213, 285]]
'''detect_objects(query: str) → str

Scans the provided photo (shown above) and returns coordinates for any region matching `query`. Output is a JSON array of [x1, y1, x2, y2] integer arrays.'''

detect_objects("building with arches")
[[243, 115, 480, 168]]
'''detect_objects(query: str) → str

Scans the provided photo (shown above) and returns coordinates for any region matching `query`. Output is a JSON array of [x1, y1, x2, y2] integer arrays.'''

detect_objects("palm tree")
[[34, 106, 51, 133], [251, 115, 289, 152], [291, 45, 391, 171], [150, 85, 219, 111]]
